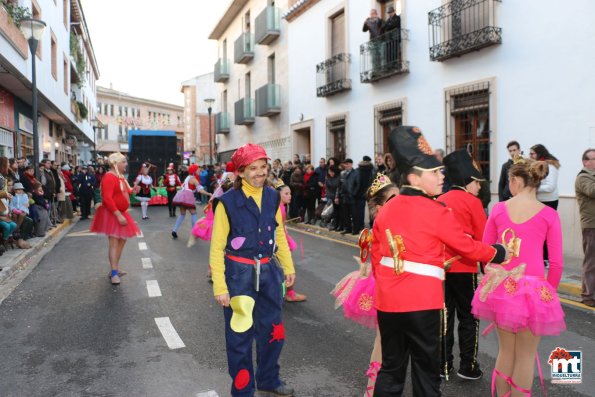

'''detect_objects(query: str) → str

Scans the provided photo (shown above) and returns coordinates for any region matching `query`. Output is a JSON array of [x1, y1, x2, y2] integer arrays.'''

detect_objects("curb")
[[0, 218, 77, 285], [287, 222, 586, 302]]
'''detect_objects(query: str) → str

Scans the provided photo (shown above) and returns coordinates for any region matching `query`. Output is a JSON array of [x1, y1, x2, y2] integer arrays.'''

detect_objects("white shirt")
[[537, 163, 559, 202]]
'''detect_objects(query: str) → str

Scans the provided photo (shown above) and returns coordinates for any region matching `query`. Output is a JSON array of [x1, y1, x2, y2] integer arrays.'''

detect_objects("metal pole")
[[208, 106, 213, 165], [29, 38, 40, 180]]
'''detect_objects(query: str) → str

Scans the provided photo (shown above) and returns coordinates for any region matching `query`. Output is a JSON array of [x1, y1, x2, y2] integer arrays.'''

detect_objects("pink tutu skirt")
[[331, 265, 377, 329], [192, 209, 214, 241], [90, 205, 141, 239], [472, 274, 566, 336], [172, 190, 196, 208]]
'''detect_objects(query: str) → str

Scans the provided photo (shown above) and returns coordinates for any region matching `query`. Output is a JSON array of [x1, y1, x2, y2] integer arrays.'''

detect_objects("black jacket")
[[383, 14, 401, 37], [325, 174, 340, 201], [356, 160, 375, 198], [304, 172, 320, 199], [498, 159, 513, 201], [340, 169, 359, 204], [363, 17, 383, 40]]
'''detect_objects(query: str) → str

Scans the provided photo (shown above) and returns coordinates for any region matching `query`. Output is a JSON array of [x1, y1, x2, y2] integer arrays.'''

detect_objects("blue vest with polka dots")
[[218, 186, 281, 259]]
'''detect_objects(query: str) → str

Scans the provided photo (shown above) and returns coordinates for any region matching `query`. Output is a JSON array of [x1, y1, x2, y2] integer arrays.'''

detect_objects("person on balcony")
[[383, 6, 401, 68], [363, 9, 383, 79]]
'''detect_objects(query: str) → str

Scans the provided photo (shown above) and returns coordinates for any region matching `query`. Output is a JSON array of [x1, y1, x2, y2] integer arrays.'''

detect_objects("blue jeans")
[[0, 220, 17, 239]]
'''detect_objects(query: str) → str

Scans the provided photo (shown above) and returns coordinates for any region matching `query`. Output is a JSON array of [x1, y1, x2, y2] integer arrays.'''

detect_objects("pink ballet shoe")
[[365, 361, 381, 397], [492, 368, 512, 397]]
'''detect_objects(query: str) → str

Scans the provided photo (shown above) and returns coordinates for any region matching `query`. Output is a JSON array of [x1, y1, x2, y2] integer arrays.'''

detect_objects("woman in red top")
[[90, 153, 141, 285]]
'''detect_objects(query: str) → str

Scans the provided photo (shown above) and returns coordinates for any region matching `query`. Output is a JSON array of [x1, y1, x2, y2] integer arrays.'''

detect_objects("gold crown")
[[273, 179, 286, 189], [369, 173, 393, 197], [513, 155, 528, 165]]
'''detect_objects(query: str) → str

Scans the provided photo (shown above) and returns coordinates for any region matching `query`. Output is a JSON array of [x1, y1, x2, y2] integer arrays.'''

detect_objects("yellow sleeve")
[[275, 207, 295, 275], [210, 203, 230, 296]]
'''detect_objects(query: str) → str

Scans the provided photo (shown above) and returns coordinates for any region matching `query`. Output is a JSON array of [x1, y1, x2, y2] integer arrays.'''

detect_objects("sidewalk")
[[0, 218, 76, 285], [288, 221, 589, 306]]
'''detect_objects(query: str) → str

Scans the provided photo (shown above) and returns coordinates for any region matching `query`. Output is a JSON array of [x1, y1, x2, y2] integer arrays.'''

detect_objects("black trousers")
[[541, 200, 558, 262], [167, 189, 177, 215], [443, 272, 480, 371], [340, 201, 356, 232], [79, 194, 92, 218], [374, 310, 441, 397]]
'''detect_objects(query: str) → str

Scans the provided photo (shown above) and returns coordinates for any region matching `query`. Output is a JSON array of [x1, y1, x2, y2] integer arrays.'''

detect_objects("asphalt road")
[[0, 205, 593, 397]]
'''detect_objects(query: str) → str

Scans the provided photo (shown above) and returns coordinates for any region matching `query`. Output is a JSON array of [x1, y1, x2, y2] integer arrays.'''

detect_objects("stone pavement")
[[288, 221, 589, 306]]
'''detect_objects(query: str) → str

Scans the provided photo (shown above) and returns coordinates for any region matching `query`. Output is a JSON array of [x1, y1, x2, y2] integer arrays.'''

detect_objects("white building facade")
[[286, 0, 595, 258], [209, 0, 292, 163], [0, 0, 99, 164]]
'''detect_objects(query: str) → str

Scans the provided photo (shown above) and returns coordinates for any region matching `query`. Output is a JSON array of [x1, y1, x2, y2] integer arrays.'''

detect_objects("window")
[[446, 81, 491, 179], [222, 39, 227, 59], [118, 106, 122, 116], [118, 125, 123, 136], [63, 54, 68, 94], [104, 125, 108, 140], [330, 10, 345, 57], [32, 2, 42, 59], [222, 90, 228, 112], [50, 31, 57, 80], [374, 101, 404, 155], [110, 104, 114, 116], [326, 115, 347, 161], [245, 72, 251, 97], [377, 0, 402, 19], [244, 10, 251, 32], [268, 54, 275, 84], [124, 107, 128, 117]]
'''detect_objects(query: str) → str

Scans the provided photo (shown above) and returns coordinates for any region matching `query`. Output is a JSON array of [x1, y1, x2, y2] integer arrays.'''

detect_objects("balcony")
[[255, 6, 281, 45], [214, 58, 230, 82], [360, 30, 409, 83], [316, 53, 351, 97], [234, 32, 254, 64], [255, 84, 281, 117], [428, 0, 502, 62], [215, 112, 230, 134], [234, 98, 255, 125]]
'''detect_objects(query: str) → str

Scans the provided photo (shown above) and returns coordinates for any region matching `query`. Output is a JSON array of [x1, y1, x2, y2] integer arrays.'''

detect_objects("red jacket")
[[438, 188, 487, 273], [62, 170, 75, 201], [372, 188, 498, 313], [101, 172, 132, 213]]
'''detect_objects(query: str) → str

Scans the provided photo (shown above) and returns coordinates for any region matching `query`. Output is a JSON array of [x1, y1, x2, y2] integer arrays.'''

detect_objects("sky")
[[81, 0, 231, 106]]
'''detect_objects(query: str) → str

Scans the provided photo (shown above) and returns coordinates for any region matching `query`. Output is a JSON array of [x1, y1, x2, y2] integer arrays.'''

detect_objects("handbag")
[[321, 201, 334, 220]]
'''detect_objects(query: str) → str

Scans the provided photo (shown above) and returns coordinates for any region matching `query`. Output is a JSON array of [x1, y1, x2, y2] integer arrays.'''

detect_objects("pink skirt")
[[192, 208, 214, 241], [172, 190, 196, 208], [472, 274, 566, 336], [331, 266, 377, 329], [90, 205, 141, 239]]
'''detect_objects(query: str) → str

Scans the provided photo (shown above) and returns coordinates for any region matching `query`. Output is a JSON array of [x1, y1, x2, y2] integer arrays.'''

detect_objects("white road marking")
[[196, 391, 219, 397], [155, 317, 185, 349], [141, 257, 153, 269], [138, 242, 148, 250], [146, 280, 162, 297]]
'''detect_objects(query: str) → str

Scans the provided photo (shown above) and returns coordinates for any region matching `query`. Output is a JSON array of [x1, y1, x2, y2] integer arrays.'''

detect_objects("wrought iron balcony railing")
[[316, 53, 352, 98], [255, 84, 281, 117], [215, 112, 230, 134], [214, 58, 230, 82], [428, 0, 502, 62], [360, 29, 409, 83], [234, 98, 255, 125], [255, 6, 281, 45], [234, 32, 254, 64]]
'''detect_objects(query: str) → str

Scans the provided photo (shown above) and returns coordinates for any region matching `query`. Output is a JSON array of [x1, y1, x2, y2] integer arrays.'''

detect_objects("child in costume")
[[90, 152, 141, 285], [276, 181, 306, 302], [330, 173, 398, 397], [171, 164, 211, 239], [133, 163, 153, 220], [210, 143, 296, 397], [165, 163, 182, 217], [471, 159, 565, 397], [438, 149, 488, 380], [371, 126, 510, 397]]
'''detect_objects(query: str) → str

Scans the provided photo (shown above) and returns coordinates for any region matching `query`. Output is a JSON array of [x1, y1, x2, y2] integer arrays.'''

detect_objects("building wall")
[[287, 0, 595, 258], [213, 0, 290, 161], [181, 72, 218, 156]]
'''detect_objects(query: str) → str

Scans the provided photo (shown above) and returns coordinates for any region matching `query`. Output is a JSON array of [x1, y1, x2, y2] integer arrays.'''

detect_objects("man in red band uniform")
[[438, 149, 487, 380], [371, 126, 510, 397]]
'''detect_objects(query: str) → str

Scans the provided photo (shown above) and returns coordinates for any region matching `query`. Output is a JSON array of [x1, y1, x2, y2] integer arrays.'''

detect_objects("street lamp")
[[20, 17, 47, 180], [204, 98, 215, 165]]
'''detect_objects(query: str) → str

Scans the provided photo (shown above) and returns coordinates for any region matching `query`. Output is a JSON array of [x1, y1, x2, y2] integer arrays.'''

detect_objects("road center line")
[[141, 257, 153, 269], [155, 317, 185, 349], [138, 242, 148, 251], [146, 280, 162, 297]]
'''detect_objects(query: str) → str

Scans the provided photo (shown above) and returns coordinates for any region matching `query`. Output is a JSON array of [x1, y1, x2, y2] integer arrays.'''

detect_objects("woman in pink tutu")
[[330, 173, 398, 397], [276, 181, 306, 302], [472, 159, 565, 396], [171, 164, 211, 239], [90, 153, 142, 285]]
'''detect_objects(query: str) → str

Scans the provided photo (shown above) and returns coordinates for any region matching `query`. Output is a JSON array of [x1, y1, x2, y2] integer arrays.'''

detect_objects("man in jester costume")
[[210, 143, 296, 397]]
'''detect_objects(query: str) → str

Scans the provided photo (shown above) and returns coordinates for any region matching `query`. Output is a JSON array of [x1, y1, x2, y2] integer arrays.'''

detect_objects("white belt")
[[379, 256, 445, 281]]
